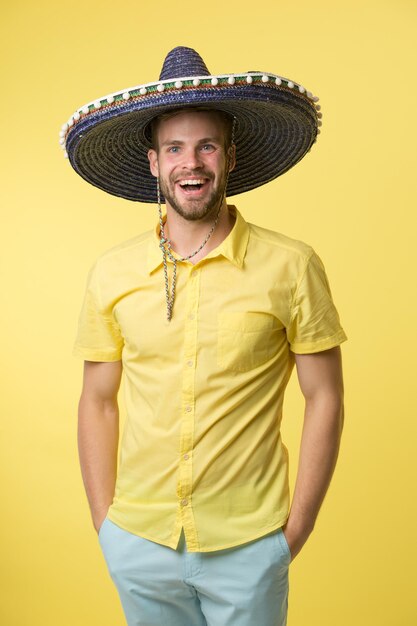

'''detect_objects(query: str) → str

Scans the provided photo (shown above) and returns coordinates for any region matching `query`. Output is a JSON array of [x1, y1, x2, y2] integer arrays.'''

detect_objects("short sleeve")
[[286, 251, 347, 354], [73, 262, 124, 361]]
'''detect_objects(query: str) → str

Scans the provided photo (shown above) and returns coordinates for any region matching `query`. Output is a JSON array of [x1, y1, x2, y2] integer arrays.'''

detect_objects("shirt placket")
[[176, 264, 201, 550]]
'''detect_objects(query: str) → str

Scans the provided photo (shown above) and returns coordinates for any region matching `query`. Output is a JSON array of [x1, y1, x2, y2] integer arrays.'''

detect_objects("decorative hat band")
[[59, 72, 321, 157]]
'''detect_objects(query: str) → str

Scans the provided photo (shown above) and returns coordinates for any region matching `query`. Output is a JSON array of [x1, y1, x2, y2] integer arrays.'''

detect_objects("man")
[[64, 46, 347, 626]]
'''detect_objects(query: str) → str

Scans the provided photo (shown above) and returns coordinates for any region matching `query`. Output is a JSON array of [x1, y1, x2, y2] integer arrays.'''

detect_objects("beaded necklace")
[[157, 178, 223, 321]]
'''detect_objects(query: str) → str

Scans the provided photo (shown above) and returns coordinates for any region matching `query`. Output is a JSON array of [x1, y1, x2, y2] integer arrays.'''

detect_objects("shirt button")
[[185, 405, 192, 412], [181, 498, 188, 506], [183, 453, 190, 460], [187, 360, 193, 367], [188, 313, 195, 320]]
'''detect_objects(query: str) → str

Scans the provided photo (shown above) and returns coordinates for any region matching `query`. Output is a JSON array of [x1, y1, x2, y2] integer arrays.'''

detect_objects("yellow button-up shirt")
[[74, 206, 347, 552]]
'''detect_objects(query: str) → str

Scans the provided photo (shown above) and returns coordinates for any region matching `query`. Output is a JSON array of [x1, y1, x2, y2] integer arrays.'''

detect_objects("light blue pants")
[[99, 518, 291, 626]]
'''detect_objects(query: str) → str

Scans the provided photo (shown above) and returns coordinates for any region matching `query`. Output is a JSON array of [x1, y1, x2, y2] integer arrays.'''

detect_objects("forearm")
[[289, 394, 343, 532], [284, 392, 343, 559], [78, 395, 119, 531]]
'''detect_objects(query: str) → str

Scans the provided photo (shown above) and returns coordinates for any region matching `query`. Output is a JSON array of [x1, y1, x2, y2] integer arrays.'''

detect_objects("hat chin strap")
[[157, 127, 235, 322]]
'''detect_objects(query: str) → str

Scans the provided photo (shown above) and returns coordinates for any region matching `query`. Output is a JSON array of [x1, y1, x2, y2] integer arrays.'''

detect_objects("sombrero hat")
[[60, 46, 322, 202]]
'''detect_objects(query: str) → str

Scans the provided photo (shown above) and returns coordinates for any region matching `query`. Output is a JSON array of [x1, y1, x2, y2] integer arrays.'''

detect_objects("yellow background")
[[1, 0, 416, 624]]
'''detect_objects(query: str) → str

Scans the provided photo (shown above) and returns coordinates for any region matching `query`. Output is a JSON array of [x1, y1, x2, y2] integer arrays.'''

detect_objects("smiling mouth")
[[177, 178, 209, 193]]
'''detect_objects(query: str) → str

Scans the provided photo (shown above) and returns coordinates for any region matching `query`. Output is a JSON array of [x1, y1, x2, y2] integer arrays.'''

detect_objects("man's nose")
[[182, 147, 203, 169]]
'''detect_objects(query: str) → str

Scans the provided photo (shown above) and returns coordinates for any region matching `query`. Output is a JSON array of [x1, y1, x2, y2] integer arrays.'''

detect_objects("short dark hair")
[[149, 107, 234, 151]]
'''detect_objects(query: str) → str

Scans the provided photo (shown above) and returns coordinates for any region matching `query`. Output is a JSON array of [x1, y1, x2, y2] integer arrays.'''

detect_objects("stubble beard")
[[159, 169, 227, 222]]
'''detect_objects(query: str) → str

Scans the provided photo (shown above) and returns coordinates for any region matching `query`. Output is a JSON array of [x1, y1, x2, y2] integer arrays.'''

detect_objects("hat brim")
[[65, 77, 319, 202]]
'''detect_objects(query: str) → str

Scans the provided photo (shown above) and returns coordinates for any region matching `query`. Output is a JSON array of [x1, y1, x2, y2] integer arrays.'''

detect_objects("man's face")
[[148, 110, 235, 222]]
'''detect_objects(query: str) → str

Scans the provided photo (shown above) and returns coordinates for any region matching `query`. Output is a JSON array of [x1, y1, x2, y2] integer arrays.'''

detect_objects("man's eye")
[[168, 146, 180, 153], [201, 144, 215, 152]]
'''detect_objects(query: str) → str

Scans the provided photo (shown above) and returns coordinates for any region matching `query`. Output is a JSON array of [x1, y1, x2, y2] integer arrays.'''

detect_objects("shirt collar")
[[146, 205, 250, 275]]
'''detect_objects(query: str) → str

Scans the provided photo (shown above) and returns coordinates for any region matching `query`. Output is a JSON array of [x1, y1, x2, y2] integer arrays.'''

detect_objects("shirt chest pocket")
[[217, 311, 281, 373]]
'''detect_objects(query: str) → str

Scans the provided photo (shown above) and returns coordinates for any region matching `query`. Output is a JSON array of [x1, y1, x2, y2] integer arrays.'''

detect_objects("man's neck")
[[163, 201, 236, 265]]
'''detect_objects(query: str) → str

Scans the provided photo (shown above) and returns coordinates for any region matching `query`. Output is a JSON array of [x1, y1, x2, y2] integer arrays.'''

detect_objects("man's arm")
[[282, 346, 344, 560], [77, 360, 123, 533]]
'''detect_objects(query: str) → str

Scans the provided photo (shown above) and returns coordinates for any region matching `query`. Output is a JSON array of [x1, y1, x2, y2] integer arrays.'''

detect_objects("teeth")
[[179, 179, 205, 186]]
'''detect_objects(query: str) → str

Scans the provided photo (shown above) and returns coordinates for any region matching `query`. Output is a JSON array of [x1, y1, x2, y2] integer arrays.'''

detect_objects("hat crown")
[[159, 46, 211, 80]]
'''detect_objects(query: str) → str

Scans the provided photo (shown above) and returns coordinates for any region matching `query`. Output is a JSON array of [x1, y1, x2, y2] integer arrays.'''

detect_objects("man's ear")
[[148, 149, 159, 177], [227, 143, 236, 173]]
